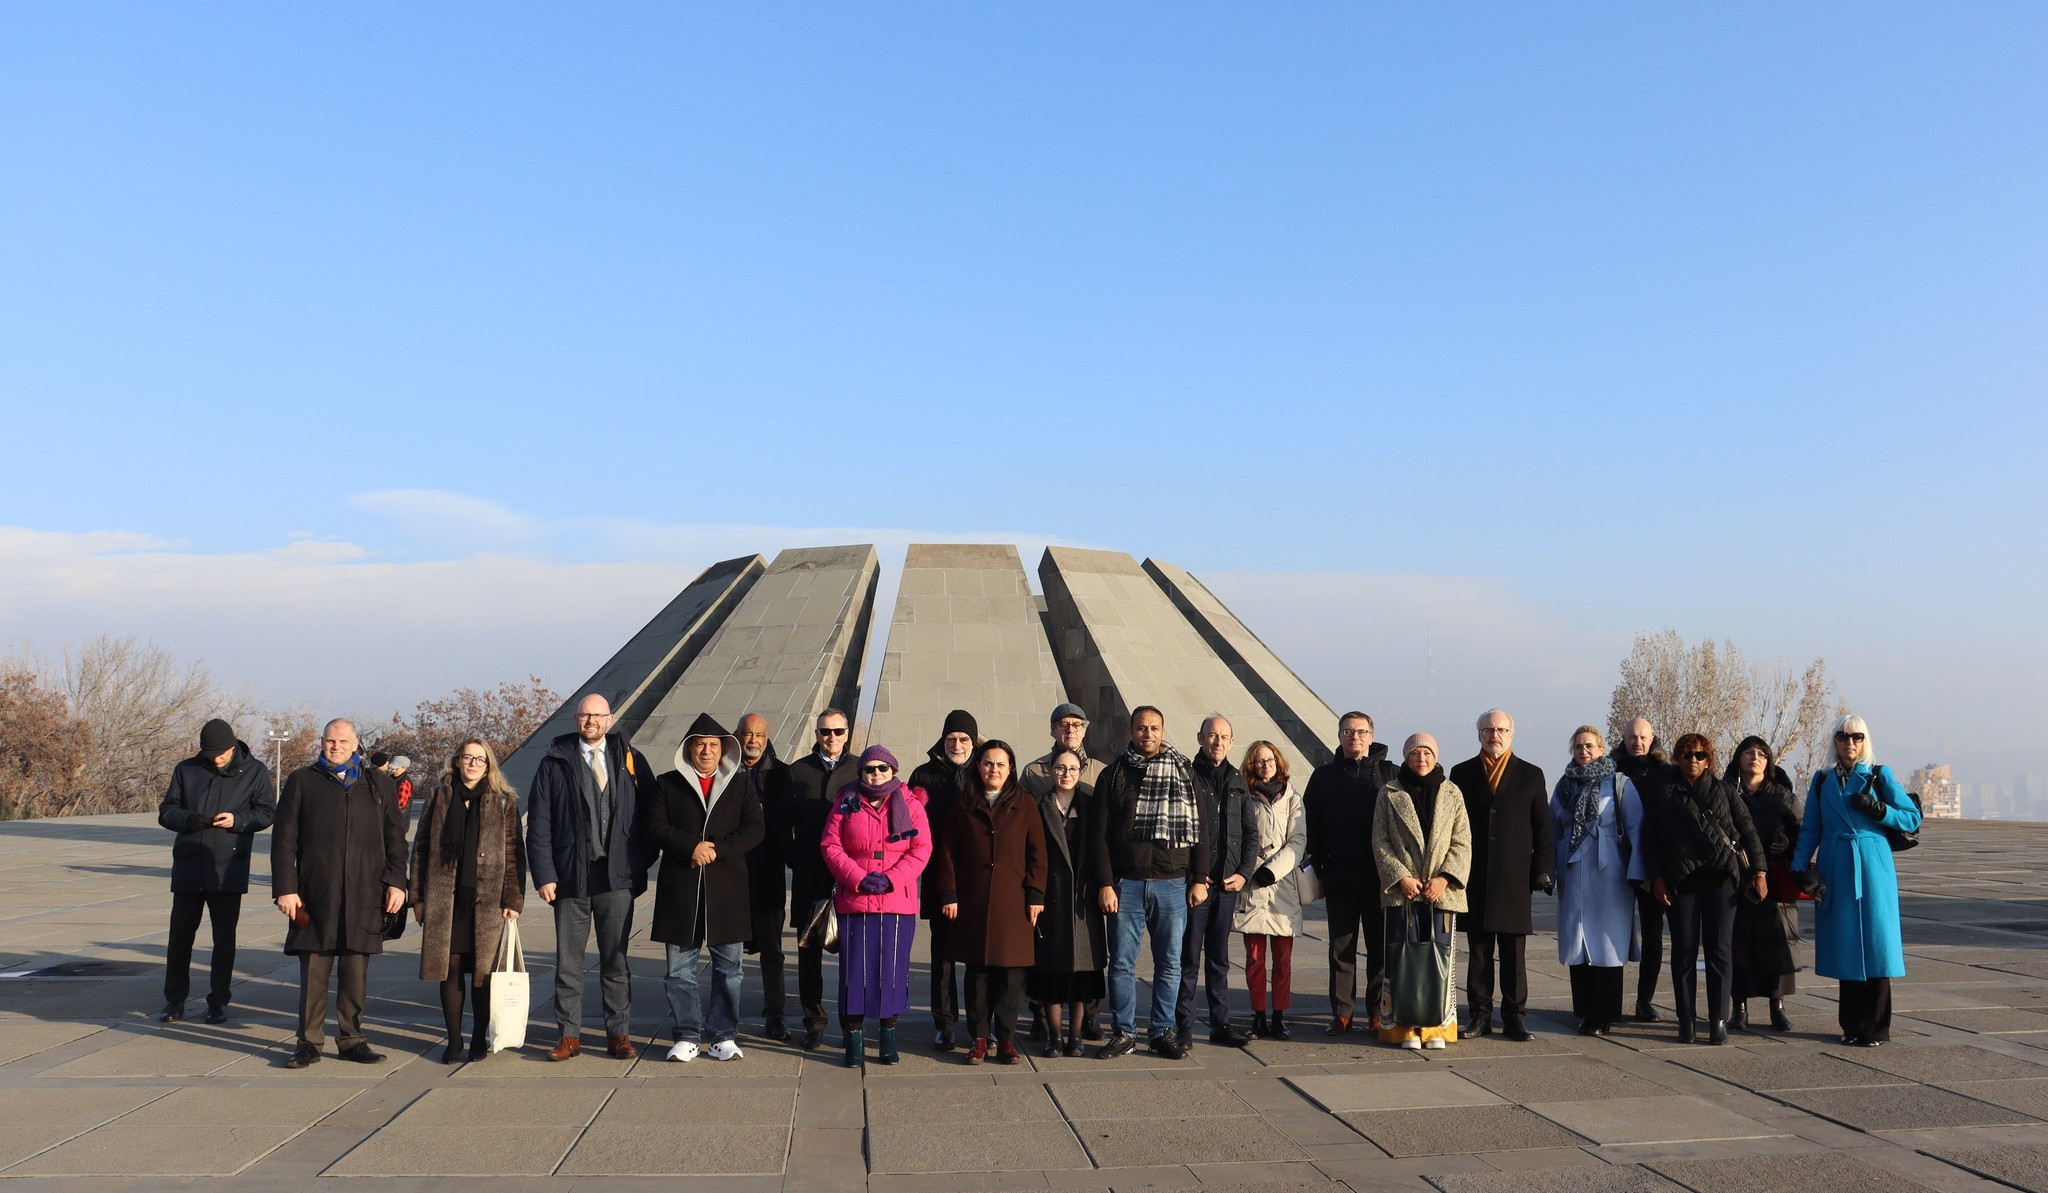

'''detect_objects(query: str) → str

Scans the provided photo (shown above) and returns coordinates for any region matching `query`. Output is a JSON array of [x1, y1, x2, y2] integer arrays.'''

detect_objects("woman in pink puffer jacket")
[[820, 744, 932, 1067]]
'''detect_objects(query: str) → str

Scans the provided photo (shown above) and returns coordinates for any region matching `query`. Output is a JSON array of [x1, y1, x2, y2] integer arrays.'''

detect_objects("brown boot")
[[606, 1035, 639, 1060], [546, 1037, 581, 1062], [1324, 1016, 1351, 1036]]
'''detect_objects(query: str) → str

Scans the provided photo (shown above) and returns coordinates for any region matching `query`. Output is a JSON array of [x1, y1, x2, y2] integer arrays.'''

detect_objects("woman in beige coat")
[[1371, 733, 1472, 1049], [409, 739, 525, 1063], [1232, 741, 1309, 1039]]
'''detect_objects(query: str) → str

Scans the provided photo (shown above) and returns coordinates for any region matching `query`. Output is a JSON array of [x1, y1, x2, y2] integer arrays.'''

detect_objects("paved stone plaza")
[[5, 815, 2048, 1191]]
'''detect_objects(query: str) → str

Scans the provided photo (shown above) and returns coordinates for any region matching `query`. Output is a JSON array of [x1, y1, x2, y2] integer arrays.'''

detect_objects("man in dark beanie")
[[156, 718, 276, 1023], [909, 708, 978, 1049]]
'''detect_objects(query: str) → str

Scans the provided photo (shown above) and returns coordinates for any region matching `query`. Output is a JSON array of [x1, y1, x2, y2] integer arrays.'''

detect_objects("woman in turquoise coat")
[[1792, 715, 1921, 1047]]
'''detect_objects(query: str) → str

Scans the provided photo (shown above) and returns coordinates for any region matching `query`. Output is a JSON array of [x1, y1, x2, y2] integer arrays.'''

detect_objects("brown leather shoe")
[[606, 1035, 639, 1060], [546, 1037, 581, 1062], [1324, 1017, 1351, 1036]]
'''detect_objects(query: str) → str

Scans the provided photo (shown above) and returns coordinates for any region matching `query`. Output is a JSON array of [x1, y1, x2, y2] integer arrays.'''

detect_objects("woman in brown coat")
[[931, 740, 1048, 1065], [409, 739, 526, 1063]]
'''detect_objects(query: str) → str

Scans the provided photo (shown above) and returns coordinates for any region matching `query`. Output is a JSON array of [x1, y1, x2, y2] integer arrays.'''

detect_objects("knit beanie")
[[198, 719, 236, 755], [942, 709, 979, 739]]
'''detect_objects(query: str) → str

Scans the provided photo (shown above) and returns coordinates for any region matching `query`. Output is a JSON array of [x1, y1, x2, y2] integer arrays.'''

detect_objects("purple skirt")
[[839, 912, 916, 1018]]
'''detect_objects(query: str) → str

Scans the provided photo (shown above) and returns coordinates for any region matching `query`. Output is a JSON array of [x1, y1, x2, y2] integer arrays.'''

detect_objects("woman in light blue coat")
[[1550, 725, 1647, 1036], [1792, 714, 1921, 1047]]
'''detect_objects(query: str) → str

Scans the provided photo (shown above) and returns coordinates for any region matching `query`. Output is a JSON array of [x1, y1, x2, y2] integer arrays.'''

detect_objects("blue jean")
[[665, 941, 745, 1045], [1108, 876, 1187, 1038]]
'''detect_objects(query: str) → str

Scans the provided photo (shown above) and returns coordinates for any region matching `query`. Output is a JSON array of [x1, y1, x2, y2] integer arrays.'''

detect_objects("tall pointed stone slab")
[[501, 554, 764, 798], [1037, 546, 1307, 771], [634, 544, 881, 768], [1142, 558, 1339, 767], [866, 544, 1070, 761]]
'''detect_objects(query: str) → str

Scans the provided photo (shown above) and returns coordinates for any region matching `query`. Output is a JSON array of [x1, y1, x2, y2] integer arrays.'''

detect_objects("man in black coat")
[[1302, 711, 1399, 1034], [647, 713, 764, 1062], [1448, 709, 1554, 1042], [273, 718, 407, 1068], [737, 713, 793, 1040], [1179, 714, 1258, 1049], [157, 717, 275, 1024], [525, 692, 659, 1061], [907, 708, 977, 1049], [784, 706, 861, 1051], [1615, 717, 1670, 1021]]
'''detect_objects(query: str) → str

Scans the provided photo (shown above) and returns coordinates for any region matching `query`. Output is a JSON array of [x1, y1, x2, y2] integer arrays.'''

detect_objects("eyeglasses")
[[574, 713, 610, 722], [818, 727, 850, 737], [1681, 751, 1710, 762], [1834, 732, 1866, 743], [457, 754, 488, 765], [1052, 765, 1080, 775], [860, 764, 892, 774], [1339, 729, 1372, 738]]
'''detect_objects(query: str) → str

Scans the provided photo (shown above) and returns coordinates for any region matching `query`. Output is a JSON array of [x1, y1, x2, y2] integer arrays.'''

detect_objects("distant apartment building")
[[2019, 774, 2048, 821], [1908, 763, 1963, 820]]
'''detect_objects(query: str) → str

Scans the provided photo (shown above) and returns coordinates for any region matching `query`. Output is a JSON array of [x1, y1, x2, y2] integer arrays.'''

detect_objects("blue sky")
[[2, 5, 2043, 785]]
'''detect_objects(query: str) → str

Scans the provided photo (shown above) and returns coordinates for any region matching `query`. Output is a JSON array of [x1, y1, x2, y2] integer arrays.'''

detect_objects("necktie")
[[590, 749, 608, 789]]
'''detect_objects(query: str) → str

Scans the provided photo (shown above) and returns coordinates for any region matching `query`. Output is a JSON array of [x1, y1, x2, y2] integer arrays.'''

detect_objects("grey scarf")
[[1561, 757, 1617, 854]]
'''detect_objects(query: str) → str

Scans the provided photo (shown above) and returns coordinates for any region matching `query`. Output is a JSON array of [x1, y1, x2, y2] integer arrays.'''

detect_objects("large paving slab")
[[1791, 1083, 2041, 1131], [1525, 1095, 1786, 1145], [1451, 1055, 1677, 1101], [1288, 1070, 1503, 1112], [1425, 1164, 1685, 1192], [1919, 1142, 2048, 1191], [866, 543, 1071, 758], [636, 544, 880, 763], [500, 552, 764, 796], [1069, 1113, 1307, 1166], [1339, 1104, 1588, 1156], [1648, 1150, 1941, 1192]]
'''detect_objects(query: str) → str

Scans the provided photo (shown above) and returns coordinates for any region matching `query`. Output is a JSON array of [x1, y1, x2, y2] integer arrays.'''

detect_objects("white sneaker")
[[666, 1040, 699, 1062], [705, 1039, 743, 1062], [1400, 1036, 1423, 1050], [1423, 1037, 1447, 1050]]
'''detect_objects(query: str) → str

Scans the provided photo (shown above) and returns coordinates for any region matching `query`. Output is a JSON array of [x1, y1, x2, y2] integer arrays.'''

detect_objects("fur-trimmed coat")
[[1371, 775, 1473, 913], [409, 779, 526, 983]]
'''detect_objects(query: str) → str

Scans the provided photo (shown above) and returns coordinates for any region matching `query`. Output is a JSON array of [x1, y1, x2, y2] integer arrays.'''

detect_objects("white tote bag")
[[486, 918, 530, 1053]]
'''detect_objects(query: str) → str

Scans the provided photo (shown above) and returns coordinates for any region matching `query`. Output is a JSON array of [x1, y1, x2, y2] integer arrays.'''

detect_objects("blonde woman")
[[409, 740, 525, 1063], [1232, 741, 1308, 1038]]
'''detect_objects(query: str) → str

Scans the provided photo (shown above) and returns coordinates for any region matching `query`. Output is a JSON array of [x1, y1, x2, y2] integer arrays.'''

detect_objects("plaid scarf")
[[1123, 744, 1201, 848]]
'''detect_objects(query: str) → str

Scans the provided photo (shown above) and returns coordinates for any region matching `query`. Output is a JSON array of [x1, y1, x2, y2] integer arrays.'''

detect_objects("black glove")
[[1533, 874, 1555, 896], [1253, 866, 1277, 888], [1850, 787, 1884, 818]]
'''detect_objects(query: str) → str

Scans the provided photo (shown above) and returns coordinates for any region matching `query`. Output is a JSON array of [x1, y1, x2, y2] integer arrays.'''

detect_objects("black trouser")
[[1635, 885, 1669, 1009], [1668, 872, 1736, 1026], [927, 916, 961, 1032], [1838, 977, 1893, 1042], [1324, 888, 1385, 1022], [964, 964, 1025, 1044], [165, 891, 241, 1010], [749, 901, 786, 1023], [1177, 887, 1237, 1034], [1465, 930, 1528, 1028], [797, 944, 828, 1031], [1570, 964, 1624, 1024], [299, 951, 369, 1050]]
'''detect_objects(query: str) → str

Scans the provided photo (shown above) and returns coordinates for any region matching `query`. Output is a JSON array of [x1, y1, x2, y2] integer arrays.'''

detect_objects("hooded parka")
[[409, 776, 526, 982], [158, 742, 276, 893], [273, 763, 409, 955], [647, 714, 765, 949]]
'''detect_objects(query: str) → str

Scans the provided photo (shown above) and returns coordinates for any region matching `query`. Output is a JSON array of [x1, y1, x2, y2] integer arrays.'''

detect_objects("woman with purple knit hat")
[[820, 744, 933, 1067]]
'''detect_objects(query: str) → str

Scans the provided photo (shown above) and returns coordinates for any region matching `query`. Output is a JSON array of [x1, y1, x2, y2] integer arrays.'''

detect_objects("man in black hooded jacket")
[[1303, 711, 1400, 1033], [157, 717, 275, 1023], [908, 708, 978, 1049]]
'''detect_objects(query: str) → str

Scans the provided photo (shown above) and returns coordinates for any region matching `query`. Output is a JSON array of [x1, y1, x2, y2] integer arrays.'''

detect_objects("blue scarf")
[[1561, 757, 1616, 854], [315, 752, 364, 789]]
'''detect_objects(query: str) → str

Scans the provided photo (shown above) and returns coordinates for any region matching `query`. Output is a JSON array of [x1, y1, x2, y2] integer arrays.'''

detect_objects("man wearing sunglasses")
[[784, 708, 861, 1051]]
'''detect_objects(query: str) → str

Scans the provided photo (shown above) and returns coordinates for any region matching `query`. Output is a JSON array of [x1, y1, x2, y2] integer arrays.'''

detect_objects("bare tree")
[[54, 636, 256, 815], [0, 666, 94, 819], [1608, 630, 1841, 781], [382, 676, 559, 785]]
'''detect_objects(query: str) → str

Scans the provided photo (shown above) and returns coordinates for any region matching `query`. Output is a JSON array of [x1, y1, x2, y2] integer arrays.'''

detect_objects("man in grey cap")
[[1022, 703, 1104, 796], [389, 756, 416, 815]]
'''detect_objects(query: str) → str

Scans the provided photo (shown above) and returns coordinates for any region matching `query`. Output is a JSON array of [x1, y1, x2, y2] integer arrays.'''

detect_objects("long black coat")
[[646, 758, 765, 949], [273, 765, 408, 955], [909, 746, 969, 920], [157, 742, 276, 893], [742, 749, 792, 911], [1641, 771, 1767, 890], [1733, 777, 1802, 994], [1303, 744, 1397, 900], [1032, 789, 1106, 975], [785, 750, 861, 921], [1449, 753, 1555, 936]]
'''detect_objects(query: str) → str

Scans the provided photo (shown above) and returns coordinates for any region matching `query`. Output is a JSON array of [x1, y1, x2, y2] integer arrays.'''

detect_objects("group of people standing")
[[152, 693, 1922, 1069]]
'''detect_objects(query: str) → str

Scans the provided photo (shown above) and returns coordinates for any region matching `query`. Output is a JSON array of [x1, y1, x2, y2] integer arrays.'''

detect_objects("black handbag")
[[381, 908, 408, 941], [1814, 768, 1919, 853]]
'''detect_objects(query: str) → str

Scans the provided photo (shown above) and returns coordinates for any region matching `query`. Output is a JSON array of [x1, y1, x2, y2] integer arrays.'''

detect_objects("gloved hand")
[[857, 872, 892, 895], [1533, 874, 1555, 895], [1850, 786, 1884, 818], [1253, 866, 1277, 888]]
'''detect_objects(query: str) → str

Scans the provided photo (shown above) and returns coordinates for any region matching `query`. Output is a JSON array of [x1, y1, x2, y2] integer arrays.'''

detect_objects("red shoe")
[[966, 1037, 989, 1065], [997, 1039, 1021, 1065]]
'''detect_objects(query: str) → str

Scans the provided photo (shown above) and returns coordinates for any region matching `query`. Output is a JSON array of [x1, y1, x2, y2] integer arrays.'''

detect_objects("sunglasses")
[[818, 727, 850, 737], [1681, 751, 1710, 762], [861, 764, 892, 774], [1834, 732, 1866, 743]]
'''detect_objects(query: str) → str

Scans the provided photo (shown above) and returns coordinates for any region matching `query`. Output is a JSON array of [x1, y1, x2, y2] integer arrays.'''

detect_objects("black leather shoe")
[[1062, 1036, 1085, 1058], [1210, 1023, 1253, 1047], [284, 1042, 321, 1069], [800, 1026, 824, 1051], [157, 1002, 185, 1023], [1174, 1026, 1193, 1054], [934, 1027, 956, 1052], [1769, 1002, 1793, 1032], [1634, 1002, 1661, 1023], [1147, 1034, 1185, 1060], [1097, 1032, 1136, 1060], [1708, 1021, 1729, 1045], [1463, 1016, 1494, 1037], [1850, 1035, 1882, 1047], [1502, 1024, 1532, 1042], [1270, 1013, 1291, 1041], [1731, 1001, 1749, 1031], [441, 1042, 465, 1064], [203, 1005, 228, 1025], [763, 1018, 791, 1042], [1590, 1021, 1611, 1037], [1251, 1011, 1269, 1037], [1677, 1021, 1696, 1045], [338, 1043, 385, 1064]]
